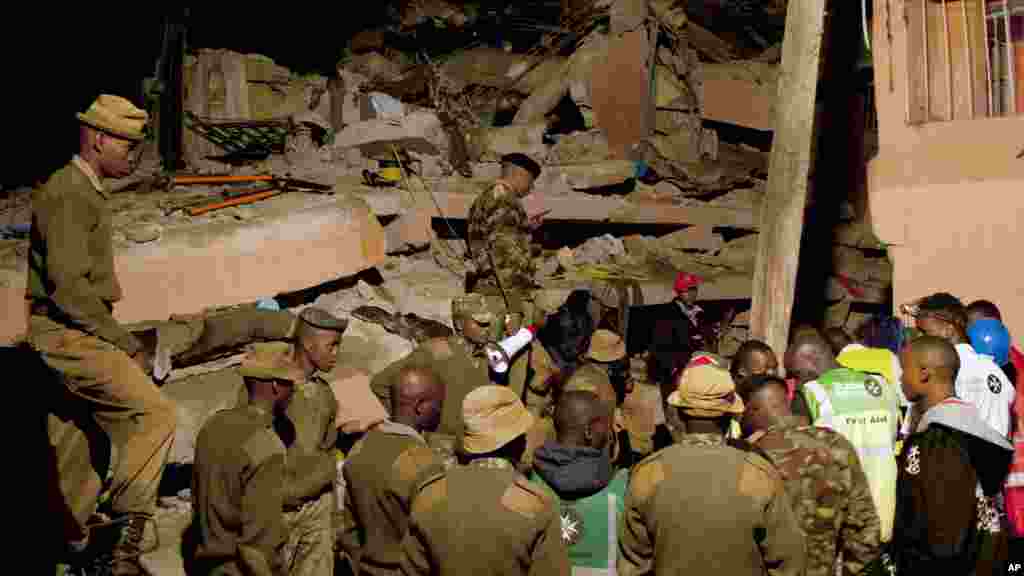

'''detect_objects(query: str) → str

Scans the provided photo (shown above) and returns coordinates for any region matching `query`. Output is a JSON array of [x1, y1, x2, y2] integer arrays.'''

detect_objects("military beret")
[[500, 153, 542, 180], [451, 294, 495, 324], [299, 307, 349, 332]]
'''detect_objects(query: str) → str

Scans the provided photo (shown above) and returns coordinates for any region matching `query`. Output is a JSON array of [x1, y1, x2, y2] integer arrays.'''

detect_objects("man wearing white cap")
[[29, 94, 175, 575], [618, 364, 806, 576], [400, 385, 570, 576]]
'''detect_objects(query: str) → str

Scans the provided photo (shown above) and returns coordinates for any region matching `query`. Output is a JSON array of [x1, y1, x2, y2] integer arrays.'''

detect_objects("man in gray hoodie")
[[893, 335, 1013, 575], [530, 390, 627, 575]]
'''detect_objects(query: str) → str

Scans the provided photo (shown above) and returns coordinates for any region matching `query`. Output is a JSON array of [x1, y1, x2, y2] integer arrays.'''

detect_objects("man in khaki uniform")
[[28, 94, 176, 574], [191, 351, 299, 576], [618, 364, 806, 576], [239, 307, 347, 576], [372, 294, 524, 466], [400, 386, 571, 576], [340, 365, 446, 575]]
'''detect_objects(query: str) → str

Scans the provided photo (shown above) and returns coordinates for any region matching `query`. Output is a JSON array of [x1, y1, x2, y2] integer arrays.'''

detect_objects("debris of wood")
[[701, 61, 778, 131]]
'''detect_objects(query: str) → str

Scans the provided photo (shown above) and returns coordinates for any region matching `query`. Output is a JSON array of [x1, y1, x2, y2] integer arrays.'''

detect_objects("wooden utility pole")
[[749, 0, 829, 359]]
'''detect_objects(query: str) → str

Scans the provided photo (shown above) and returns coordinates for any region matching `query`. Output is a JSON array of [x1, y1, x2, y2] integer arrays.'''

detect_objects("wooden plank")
[[749, 0, 828, 360]]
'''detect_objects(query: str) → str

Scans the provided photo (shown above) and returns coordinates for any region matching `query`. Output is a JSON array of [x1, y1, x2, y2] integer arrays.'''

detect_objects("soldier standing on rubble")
[[239, 307, 347, 576], [467, 153, 544, 329], [27, 94, 176, 575]]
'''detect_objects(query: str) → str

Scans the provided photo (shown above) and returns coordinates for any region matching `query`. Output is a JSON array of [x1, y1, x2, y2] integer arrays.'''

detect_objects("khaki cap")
[[239, 346, 305, 383], [461, 385, 534, 454], [666, 364, 744, 417], [452, 293, 495, 324], [299, 306, 349, 332], [564, 363, 616, 408], [76, 94, 149, 141], [586, 329, 626, 363]]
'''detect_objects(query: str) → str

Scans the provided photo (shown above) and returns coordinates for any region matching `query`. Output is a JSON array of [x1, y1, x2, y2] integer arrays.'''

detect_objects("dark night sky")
[[6, 8, 379, 189]]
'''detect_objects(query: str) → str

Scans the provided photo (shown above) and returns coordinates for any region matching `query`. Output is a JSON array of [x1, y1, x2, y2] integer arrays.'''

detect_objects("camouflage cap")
[[451, 294, 495, 324], [239, 345, 305, 384], [299, 307, 349, 332], [586, 329, 626, 363], [666, 364, 744, 417], [461, 385, 534, 454]]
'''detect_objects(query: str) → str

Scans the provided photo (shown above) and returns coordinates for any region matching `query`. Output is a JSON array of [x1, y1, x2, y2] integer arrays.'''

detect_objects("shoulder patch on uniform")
[[242, 427, 286, 467], [738, 452, 782, 503], [411, 471, 448, 515], [502, 478, 550, 519], [394, 444, 441, 485], [628, 455, 666, 503]]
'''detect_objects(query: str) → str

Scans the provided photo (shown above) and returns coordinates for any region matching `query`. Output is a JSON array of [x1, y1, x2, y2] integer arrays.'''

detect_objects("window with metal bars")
[[904, 0, 1022, 123]]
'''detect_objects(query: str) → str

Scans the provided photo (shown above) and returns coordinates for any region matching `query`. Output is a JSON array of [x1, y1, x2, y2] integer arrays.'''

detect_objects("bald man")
[[530, 391, 627, 575], [892, 336, 1013, 575], [730, 339, 779, 395], [784, 331, 902, 544], [339, 365, 446, 576], [741, 376, 880, 576]]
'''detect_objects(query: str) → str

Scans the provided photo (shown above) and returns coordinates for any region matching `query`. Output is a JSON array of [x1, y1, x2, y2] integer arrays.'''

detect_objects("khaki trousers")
[[32, 316, 176, 517], [283, 491, 335, 576]]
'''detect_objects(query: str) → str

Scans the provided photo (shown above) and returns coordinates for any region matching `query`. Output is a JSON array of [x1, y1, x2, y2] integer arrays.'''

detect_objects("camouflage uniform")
[[467, 181, 535, 297], [751, 415, 882, 576]]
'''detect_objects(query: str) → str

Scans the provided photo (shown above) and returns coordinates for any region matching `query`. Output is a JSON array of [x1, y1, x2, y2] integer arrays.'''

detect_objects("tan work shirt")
[[618, 433, 806, 576], [27, 156, 141, 354], [192, 401, 287, 576], [340, 420, 443, 575], [401, 457, 570, 576], [240, 343, 339, 508]]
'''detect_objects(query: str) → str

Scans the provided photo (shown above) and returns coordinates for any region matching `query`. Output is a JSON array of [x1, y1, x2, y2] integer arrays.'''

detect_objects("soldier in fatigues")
[[191, 351, 299, 576], [28, 94, 176, 574], [618, 364, 806, 576], [340, 365, 446, 575], [740, 375, 881, 576], [372, 294, 522, 467], [400, 386, 571, 576], [240, 307, 347, 576]]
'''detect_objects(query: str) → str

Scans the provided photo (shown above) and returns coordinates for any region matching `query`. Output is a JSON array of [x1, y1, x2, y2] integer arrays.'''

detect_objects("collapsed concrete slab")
[[333, 111, 449, 157], [0, 193, 386, 345]]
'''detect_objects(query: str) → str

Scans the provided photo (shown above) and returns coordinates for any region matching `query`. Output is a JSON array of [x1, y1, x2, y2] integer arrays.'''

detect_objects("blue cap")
[[967, 318, 1011, 366]]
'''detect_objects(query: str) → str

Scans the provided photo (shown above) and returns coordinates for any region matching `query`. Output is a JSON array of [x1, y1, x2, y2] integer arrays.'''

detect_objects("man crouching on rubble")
[[29, 94, 175, 575]]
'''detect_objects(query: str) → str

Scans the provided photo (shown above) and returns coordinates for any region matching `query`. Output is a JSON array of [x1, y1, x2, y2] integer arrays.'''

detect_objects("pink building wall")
[[869, 0, 1024, 345]]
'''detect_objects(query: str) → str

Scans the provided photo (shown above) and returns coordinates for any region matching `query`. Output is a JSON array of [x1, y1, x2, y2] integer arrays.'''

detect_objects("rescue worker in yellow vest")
[[786, 330, 903, 544]]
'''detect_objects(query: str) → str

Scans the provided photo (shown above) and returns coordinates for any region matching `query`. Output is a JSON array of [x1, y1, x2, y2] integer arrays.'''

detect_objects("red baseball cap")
[[674, 272, 703, 293]]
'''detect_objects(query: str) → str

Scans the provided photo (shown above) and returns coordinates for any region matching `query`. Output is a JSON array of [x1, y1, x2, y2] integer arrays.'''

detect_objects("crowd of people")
[[35, 95, 1024, 576]]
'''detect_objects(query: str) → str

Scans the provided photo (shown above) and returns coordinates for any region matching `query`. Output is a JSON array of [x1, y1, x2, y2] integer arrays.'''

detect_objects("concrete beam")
[[0, 194, 386, 345], [355, 181, 760, 229]]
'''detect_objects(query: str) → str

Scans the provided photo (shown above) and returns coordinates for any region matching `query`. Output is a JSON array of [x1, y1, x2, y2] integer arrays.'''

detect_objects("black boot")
[[108, 513, 153, 576]]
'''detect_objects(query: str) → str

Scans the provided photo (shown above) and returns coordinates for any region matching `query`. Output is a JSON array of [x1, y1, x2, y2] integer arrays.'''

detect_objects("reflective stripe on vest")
[[804, 368, 901, 542]]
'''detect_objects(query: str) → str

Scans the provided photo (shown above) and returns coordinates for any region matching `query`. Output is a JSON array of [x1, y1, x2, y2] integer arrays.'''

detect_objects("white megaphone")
[[485, 325, 539, 373]]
